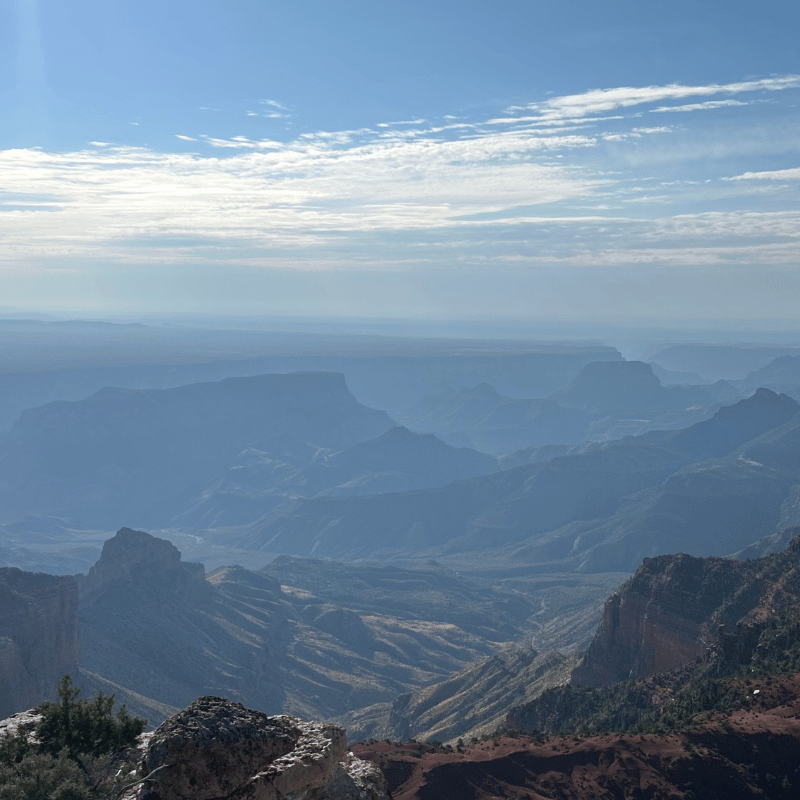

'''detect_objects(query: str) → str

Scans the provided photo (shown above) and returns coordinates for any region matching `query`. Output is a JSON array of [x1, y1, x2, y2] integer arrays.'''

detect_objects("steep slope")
[[178, 426, 499, 527], [573, 527, 800, 689], [507, 531, 800, 738], [236, 390, 799, 568], [377, 647, 576, 745], [0, 372, 392, 527], [78, 529, 539, 730], [0, 569, 79, 719]]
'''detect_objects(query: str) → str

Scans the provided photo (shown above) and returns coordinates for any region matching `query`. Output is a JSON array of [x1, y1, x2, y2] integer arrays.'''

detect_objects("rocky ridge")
[[356, 675, 800, 800], [76, 528, 546, 734]]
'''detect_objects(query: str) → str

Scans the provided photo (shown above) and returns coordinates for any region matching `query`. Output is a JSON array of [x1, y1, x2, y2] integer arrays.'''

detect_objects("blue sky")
[[1, 0, 799, 325]]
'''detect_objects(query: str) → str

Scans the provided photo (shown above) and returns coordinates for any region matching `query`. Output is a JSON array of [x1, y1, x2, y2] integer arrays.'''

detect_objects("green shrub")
[[0, 750, 91, 800], [0, 675, 147, 800], [36, 675, 146, 761]]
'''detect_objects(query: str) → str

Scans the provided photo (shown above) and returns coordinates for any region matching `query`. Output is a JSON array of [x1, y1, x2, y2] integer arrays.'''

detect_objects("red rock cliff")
[[572, 528, 800, 688], [571, 551, 753, 687]]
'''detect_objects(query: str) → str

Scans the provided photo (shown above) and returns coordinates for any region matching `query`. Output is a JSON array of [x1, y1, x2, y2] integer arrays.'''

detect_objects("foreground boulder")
[[136, 696, 388, 800]]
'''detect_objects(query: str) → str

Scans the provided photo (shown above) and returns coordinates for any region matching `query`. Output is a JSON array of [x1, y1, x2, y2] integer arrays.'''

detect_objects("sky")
[[1, 0, 799, 326]]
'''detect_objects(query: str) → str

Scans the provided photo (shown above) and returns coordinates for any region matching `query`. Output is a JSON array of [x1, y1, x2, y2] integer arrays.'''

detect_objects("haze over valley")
[[3, 2, 800, 797], [4, 320, 800, 749]]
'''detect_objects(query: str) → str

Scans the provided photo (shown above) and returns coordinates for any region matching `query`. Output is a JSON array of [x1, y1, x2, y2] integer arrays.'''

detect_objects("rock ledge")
[[134, 696, 388, 800]]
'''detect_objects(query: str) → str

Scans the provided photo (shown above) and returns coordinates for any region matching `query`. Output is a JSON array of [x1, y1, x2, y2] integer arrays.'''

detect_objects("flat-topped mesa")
[[80, 528, 205, 603], [0, 371, 393, 528], [556, 360, 666, 413], [137, 696, 388, 800], [0, 569, 79, 719]]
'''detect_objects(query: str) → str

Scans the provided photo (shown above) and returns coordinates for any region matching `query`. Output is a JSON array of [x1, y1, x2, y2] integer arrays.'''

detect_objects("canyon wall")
[[0, 568, 79, 718], [572, 529, 800, 688]]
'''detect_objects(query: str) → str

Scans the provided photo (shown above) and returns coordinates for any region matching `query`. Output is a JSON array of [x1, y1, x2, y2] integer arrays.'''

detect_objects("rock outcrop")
[[135, 696, 388, 800], [572, 528, 800, 688], [0, 568, 79, 719], [79, 527, 206, 605]]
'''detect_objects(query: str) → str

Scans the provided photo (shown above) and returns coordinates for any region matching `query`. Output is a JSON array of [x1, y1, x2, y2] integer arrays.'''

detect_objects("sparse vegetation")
[[509, 604, 800, 739]]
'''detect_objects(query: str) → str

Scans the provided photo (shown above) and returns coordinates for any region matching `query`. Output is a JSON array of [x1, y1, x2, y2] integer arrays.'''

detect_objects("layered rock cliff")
[[572, 527, 800, 688], [0, 568, 79, 718]]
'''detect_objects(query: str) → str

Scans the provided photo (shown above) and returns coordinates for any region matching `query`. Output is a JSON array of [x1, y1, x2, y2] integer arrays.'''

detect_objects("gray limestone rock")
[[136, 696, 388, 800]]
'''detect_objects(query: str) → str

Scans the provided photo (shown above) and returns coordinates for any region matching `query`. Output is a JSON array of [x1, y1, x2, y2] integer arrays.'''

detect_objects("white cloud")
[[729, 167, 800, 180], [259, 99, 290, 111], [0, 125, 609, 266], [247, 99, 293, 119], [651, 99, 749, 113], [515, 76, 800, 122], [1, 75, 798, 277], [376, 118, 427, 127]]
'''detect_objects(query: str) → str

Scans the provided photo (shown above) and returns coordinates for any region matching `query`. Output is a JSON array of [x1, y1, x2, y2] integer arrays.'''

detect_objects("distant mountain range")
[[397, 360, 739, 453], [0, 372, 393, 527], [0, 343, 622, 431], [648, 343, 800, 381], [238, 388, 800, 571]]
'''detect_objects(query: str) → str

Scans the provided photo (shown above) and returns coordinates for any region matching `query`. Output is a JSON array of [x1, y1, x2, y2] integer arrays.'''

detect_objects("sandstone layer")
[[572, 528, 800, 688]]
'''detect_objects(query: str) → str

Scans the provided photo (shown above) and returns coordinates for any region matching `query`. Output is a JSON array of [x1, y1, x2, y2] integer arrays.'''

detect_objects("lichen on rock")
[[134, 696, 388, 800]]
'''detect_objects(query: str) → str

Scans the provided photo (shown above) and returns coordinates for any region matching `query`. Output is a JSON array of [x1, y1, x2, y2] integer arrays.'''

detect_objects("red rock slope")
[[356, 673, 800, 799]]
